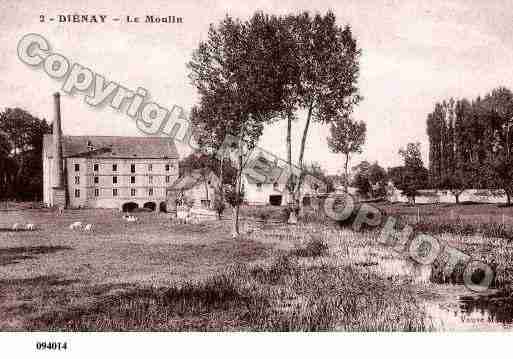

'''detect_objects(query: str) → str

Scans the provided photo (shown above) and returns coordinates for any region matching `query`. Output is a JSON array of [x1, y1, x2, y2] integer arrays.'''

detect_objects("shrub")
[[301, 209, 328, 224], [213, 192, 226, 217], [257, 210, 271, 223], [294, 236, 329, 258]]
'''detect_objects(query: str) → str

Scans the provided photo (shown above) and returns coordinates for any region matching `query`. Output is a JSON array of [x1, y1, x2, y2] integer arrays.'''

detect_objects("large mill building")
[[43, 93, 180, 211]]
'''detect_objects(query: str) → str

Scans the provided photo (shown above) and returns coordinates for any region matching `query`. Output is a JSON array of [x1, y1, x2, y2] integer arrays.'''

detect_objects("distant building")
[[169, 170, 221, 209], [43, 93, 179, 211], [241, 153, 327, 206], [242, 164, 288, 206]]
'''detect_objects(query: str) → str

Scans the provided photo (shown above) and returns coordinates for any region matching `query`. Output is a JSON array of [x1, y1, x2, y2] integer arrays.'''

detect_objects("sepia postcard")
[[1, 0, 512, 357]]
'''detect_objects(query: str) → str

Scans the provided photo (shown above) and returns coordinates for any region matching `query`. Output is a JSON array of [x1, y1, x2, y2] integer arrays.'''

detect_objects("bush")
[[240, 205, 283, 222], [257, 210, 271, 223], [213, 193, 226, 217], [294, 236, 329, 258], [282, 203, 300, 223], [301, 209, 328, 224]]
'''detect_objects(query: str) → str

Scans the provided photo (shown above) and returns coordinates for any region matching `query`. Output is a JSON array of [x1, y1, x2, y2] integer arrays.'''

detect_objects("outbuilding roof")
[[170, 170, 220, 191]]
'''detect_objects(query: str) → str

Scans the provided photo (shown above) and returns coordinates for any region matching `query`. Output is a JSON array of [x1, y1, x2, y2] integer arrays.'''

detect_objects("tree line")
[[426, 87, 513, 204], [344, 142, 428, 204], [0, 108, 51, 201]]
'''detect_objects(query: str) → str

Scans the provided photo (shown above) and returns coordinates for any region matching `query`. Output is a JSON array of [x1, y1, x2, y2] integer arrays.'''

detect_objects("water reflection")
[[425, 293, 513, 330], [354, 247, 513, 330], [459, 294, 513, 325]]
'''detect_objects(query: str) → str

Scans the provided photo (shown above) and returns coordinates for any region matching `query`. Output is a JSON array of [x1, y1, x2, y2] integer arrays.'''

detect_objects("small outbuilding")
[[169, 170, 221, 209]]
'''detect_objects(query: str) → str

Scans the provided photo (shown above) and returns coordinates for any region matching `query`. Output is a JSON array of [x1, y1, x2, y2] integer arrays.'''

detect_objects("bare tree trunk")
[[296, 103, 314, 214], [218, 155, 225, 219], [344, 152, 349, 193], [286, 116, 292, 204], [204, 181, 209, 206], [232, 134, 243, 238], [286, 117, 292, 165]]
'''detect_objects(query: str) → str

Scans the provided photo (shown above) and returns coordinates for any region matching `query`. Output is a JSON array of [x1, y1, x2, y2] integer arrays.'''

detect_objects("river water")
[[374, 255, 513, 331]]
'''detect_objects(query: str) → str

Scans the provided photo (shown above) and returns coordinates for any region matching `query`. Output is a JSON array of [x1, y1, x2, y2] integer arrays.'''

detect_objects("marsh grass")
[[29, 253, 429, 331], [409, 217, 513, 240]]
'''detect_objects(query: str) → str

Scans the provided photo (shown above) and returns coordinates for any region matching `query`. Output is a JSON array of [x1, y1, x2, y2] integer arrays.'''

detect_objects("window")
[[112, 188, 118, 197], [74, 176, 80, 185], [112, 176, 117, 184], [74, 189, 80, 198], [112, 164, 117, 172], [93, 163, 99, 171], [94, 176, 99, 184], [131, 188, 136, 196], [148, 164, 152, 171], [131, 164, 136, 173], [74, 163, 80, 172], [131, 176, 136, 184], [165, 164, 170, 171], [165, 176, 170, 183], [94, 188, 99, 197], [256, 183, 262, 191], [148, 188, 154, 196], [149, 175, 153, 184], [273, 182, 278, 190]]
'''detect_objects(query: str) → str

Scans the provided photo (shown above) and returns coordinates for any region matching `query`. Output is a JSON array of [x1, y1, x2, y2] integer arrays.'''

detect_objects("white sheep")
[[26, 223, 36, 231], [12, 223, 20, 231], [177, 210, 190, 224], [84, 223, 93, 231], [69, 221, 82, 230]]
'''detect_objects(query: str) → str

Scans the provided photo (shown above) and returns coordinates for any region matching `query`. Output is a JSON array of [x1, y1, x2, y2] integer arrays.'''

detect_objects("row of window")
[[74, 175, 172, 185], [255, 182, 279, 191], [75, 163, 174, 172], [74, 188, 155, 198]]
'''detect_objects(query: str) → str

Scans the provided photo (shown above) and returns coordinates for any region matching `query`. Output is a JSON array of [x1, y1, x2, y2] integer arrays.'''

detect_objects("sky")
[[1, 0, 513, 175]]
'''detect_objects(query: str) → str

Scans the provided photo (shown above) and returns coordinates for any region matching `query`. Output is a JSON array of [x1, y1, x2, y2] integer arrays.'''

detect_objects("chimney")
[[53, 92, 64, 188]]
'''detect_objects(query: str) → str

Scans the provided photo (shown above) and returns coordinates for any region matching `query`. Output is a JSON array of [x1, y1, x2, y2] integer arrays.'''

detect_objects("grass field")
[[0, 205, 431, 331], [1, 201, 513, 331]]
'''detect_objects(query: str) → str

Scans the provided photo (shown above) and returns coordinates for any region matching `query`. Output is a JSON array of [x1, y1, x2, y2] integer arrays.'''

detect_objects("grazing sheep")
[[69, 221, 82, 230], [12, 223, 20, 231], [126, 215, 138, 222], [84, 223, 93, 231], [176, 210, 189, 224], [26, 223, 36, 231]]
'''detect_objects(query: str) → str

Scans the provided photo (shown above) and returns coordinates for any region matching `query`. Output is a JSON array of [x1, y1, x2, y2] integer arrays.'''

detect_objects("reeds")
[[29, 250, 429, 331]]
